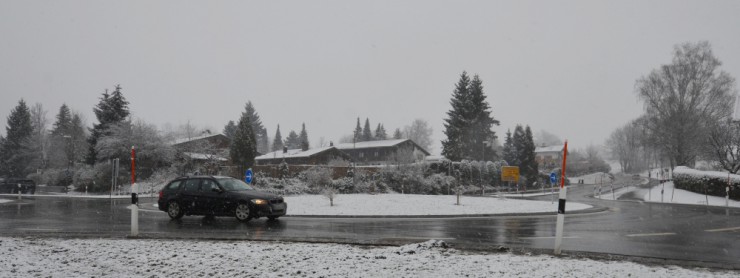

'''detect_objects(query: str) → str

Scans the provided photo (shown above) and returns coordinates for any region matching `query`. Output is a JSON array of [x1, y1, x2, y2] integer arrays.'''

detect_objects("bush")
[[673, 166, 740, 200]]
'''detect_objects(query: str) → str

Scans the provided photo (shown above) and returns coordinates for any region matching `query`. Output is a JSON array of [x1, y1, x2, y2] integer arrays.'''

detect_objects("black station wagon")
[[158, 176, 286, 222]]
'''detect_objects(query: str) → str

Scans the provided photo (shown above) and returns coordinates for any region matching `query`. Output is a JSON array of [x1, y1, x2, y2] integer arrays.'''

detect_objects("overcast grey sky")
[[1, 1, 739, 155]]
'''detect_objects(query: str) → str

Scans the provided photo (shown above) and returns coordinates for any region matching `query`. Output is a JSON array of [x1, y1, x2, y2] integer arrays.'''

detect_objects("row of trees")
[[502, 125, 538, 184], [608, 41, 738, 173]]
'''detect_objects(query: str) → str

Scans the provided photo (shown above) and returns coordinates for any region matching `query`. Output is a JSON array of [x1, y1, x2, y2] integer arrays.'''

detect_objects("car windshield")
[[217, 178, 254, 191]]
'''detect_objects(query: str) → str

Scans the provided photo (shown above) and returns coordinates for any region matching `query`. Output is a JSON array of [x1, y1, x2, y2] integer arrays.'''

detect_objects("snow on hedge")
[[673, 166, 740, 183]]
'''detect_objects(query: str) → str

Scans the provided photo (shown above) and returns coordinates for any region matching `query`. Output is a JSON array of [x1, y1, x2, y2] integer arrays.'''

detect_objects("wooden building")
[[255, 146, 351, 166], [335, 139, 430, 165]]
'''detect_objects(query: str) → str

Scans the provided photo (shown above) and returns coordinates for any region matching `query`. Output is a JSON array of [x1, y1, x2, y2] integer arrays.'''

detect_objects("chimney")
[[283, 146, 288, 154], [330, 141, 334, 147]]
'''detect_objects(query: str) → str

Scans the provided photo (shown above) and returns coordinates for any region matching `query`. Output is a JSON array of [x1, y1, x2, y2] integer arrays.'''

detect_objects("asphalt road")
[[1, 180, 739, 268]]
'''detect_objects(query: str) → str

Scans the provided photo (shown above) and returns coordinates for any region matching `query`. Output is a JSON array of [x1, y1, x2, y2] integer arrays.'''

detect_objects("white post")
[[130, 182, 139, 237], [17, 184, 22, 200], [554, 186, 567, 255], [727, 186, 730, 207]]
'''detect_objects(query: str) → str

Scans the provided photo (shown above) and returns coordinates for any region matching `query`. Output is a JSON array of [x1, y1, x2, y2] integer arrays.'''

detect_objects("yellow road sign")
[[502, 166, 520, 182]]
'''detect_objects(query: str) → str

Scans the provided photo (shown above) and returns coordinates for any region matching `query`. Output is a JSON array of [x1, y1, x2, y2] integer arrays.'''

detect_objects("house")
[[535, 145, 565, 169], [172, 133, 231, 174], [255, 146, 351, 166], [334, 139, 430, 165]]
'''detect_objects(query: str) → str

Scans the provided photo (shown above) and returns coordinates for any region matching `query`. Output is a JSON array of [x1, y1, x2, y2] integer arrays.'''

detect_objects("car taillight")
[[158, 191, 163, 200]]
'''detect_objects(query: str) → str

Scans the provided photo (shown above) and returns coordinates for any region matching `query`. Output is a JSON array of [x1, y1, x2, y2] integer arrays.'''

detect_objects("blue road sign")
[[550, 172, 557, 184], [245, 168, 253, 184]]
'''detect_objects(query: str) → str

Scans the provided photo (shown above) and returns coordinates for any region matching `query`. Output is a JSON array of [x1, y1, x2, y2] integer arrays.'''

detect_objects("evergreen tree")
[[375, 123, 387, 140], [441, 72, 499, 161], [521, 125, 539, 186], [0, 99, 33, 177], [272, 124, 283, 152], [86, 85, 130, 164], [229, 113, 257, 168], [393, 128, 403, 139], [69, 113, 87, 165], [49, 104, 73, 168], [362, 118, 373, 141], [26, 103, 48, 173], [502, 130, 517, 166], [284, 131, 300, 149], [242, 101, 268, 154], [512, 125, 526, 166], [299, 123, 309, 151], [223, 120, 237, 139], [353, 118, 362, 142]]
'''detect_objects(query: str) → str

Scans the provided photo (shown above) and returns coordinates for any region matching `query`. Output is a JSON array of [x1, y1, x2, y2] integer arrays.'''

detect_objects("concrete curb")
[[284, 206, 609, 218]]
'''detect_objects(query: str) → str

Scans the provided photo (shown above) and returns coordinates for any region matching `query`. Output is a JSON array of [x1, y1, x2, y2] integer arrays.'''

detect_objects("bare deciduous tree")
[[403, 118, 433, 152], [706, 120, 740, 173], [636, 41, 736, 168]]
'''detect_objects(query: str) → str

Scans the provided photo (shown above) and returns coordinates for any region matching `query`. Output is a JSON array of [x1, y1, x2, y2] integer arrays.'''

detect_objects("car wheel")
[[235, 203, 252, 222], [167, 201, 184, 220]]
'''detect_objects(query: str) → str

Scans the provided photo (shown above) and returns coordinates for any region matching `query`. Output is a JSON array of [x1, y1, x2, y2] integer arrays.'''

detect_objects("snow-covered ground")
[[593, 185, 638, 201], [0, 237, 733, 277], [284, 194, 592, 216], [642, 181, 740, 208], [0, 199, 12, 204], [568, 172, 611, 184], [592, 181, 740, 208]]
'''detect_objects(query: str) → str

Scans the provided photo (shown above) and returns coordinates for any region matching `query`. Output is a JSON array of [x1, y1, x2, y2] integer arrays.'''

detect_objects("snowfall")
[[0, 237, 735, 277]]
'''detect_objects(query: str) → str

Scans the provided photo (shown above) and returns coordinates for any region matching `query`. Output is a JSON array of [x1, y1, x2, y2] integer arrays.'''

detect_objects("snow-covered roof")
[[334, 139, 410, 150], [535, 146, 563, 153], [255, 146, 337, 160], [172, 133, 228, 145], [424, 155, 447, 162], [183, 152, 228, 161]]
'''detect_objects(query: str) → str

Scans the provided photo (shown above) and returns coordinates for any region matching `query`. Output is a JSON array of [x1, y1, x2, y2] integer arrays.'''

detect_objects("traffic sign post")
[[245, 168, 253, 185], [554, 141, 568, 255], [550, 172, 556, 204]]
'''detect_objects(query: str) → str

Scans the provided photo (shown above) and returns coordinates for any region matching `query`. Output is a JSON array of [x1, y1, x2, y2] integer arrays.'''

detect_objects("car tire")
[[235, 203, 252, 222], [167, 201, 184, 220]]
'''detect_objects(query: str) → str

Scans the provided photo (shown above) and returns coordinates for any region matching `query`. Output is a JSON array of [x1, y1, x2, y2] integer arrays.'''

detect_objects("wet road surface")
[[1, 182, 739, 268]]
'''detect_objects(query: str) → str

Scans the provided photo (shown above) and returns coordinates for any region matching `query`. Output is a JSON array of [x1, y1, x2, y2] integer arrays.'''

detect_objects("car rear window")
[[165, 180, 182, 191]]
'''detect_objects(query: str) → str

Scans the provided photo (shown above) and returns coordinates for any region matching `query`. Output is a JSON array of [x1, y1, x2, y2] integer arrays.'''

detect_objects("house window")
[[374, 152, 379, 157], [359, 152, 364, 158]]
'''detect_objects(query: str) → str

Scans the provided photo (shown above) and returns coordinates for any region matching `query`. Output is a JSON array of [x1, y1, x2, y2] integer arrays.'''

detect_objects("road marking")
[[625, 232, 676, 237], [705, 226, 740, 232], [520, 236, 579, 240], [16, 228, 62, 232]]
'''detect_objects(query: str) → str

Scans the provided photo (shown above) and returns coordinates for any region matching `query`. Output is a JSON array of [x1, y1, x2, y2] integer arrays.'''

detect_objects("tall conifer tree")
[[299, 123, 309, 151], [0, 99, 33, 176], [272, 124, 283, 152], [230, 113, 257, 168]]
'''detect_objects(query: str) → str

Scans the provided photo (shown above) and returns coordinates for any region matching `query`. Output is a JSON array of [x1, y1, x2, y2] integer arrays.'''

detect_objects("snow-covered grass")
[[0, 237, 733, 277], [284, 194, 591, 216], [0, 199, 12, 204], [643, 181, 740, 207], [594, 185, 638, 201]]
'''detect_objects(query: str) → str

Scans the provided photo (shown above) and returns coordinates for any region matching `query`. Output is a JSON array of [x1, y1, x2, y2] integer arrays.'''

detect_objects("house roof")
[[535, 146, 564, 153], [335, 139, 430, 155], [255, 146, 339, 161], [183, 152, 228, 161], [172, 133, 229, 145]]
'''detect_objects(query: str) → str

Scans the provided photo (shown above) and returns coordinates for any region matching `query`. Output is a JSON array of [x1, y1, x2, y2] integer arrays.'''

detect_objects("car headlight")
[[251, 199, 268, 205]]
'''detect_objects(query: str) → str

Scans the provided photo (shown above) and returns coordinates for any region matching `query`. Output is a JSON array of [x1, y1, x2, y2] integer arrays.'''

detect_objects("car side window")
[[166, 180, 182, 191], [183, 179, 201, 192], [201, 179, 219, 192]]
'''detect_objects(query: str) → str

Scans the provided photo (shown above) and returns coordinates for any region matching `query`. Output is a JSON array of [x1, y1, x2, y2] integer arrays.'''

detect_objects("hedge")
[[672, 166, 740, 200]]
